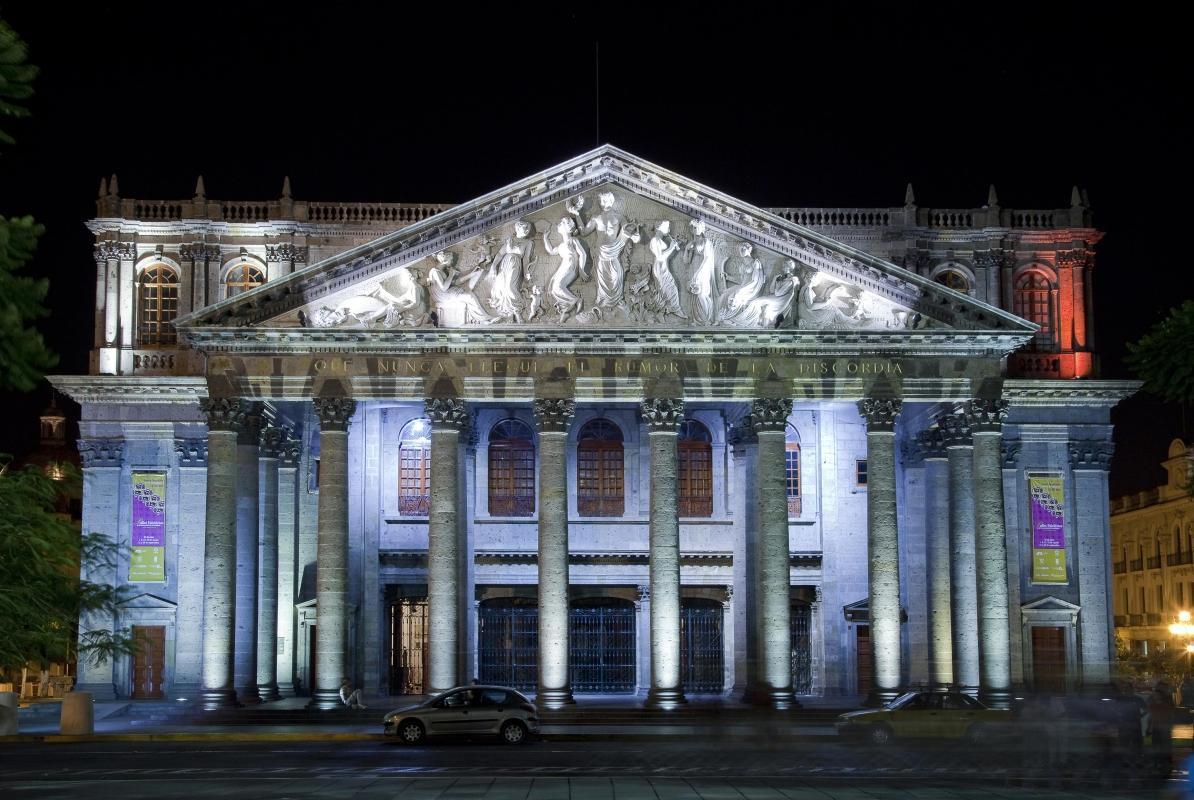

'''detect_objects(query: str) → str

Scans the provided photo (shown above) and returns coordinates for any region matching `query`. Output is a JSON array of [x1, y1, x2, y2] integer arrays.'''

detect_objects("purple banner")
[[1029, 475, 1065, 550], [131, 472, 166, 547]]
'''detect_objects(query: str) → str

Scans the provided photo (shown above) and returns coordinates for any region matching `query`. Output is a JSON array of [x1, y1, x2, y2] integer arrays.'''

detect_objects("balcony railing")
[[1113, 561, 1127, 574], [1147, 613, 1164, 626], [1129, 613, 1145, 626], [1168, 552, 1194, 567], [1148, 556, 1163, 570], [1130, 559, 1144, 572], [1113, 615, 1128, 627]]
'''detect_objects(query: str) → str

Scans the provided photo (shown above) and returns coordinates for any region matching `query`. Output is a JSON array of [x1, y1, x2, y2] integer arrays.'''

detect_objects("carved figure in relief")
[[542, 217, 589, 323], [526, 285, 544, 322], [735, 259, 798, 328], [427, 250, 498, 325], [568, 192, 639, 309], [798, 272, 849, 328], [486, 220, 536, 322], [372, 264, 430, 326], [719, 242, 766, 323], [647, 220, 686, 319], [684, 220, 723, 325]]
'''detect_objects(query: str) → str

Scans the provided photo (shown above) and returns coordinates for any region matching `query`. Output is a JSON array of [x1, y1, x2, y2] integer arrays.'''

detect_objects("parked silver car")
[[383, 686, 539, 744]]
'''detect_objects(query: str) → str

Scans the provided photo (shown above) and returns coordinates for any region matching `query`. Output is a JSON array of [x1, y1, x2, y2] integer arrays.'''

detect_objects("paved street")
[[0, 739, 1183, 799]]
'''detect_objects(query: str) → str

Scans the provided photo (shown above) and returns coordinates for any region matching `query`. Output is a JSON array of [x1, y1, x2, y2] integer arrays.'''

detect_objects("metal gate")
[[569, 599, 636, 693], [478, 599, 539, 691], [388, 598, 428, 695], [791, 601, 811, 694], [680, 599, 724, 693]]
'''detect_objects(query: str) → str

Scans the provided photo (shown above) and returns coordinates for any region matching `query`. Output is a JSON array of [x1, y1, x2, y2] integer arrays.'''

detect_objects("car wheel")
[[398, 719, 425, 745], [963, 723, 988, 745], [500, 720, 528, 745], [868, 723, 893, 746]]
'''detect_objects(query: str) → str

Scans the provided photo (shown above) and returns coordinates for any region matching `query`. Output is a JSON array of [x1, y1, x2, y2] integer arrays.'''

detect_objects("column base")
[[866, 687, 902, 707], [536, 686, 576, 709], [257, 683, 282, 702], [956, 684, 980, 699], [72, 682, 116, 702], [238, 689, 263, 705], [276, 682, 296, 698], [744, 685, 801, 710], [307, 690, 345, 711], [979, 688, 1012, 710], [644, 687, 687, 710], [200, 689, 242, 711]]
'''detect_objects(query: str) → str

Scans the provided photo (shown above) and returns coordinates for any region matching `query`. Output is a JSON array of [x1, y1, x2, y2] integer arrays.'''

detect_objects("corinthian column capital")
[[199, 398, 245, 432], [858, 398, 902, 433], [750, 398, 792, 433], [967, 399, 1009, 433], [258, 425, 286, 458], [424, 397, 469, 431], [533, 399, 576, 434], [313, 397, 356, 432], [641, 398, 684, 432]]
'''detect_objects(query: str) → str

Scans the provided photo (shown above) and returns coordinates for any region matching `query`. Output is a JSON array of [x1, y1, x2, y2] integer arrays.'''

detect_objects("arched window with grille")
[[934, 269, 970, 294], [488, 419, 535, 517], [1013, 271, 1053, 349], [398, 418, 431, 517], [576, 419, 624, 517], [137, 264, 179, 346], [786, 424, 801, 517], [678, 419, 713, 518], [225, 262, 266, 298]]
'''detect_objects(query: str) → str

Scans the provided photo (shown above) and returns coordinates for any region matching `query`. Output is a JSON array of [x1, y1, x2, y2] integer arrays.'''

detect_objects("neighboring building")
[[50, 146, 1134, 709], [1112, 439, 1194, 654]]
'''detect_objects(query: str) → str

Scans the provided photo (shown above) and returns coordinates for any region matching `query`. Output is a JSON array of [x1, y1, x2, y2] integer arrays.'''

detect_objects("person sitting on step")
[[339, 678, 366, 710]]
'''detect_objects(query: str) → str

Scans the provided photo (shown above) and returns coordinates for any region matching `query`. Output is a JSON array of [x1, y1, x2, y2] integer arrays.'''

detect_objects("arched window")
[[225, 263, 266, 298], [786, 424, 801, 516], [488, 419, 535, 517], [678, 419, 713, 518], [577, 419, 624, 517], [137, 264, 179, 346], [398, 418, 431, 516], [934, 270, 970, 294], [1013, 271, 1053, 349]]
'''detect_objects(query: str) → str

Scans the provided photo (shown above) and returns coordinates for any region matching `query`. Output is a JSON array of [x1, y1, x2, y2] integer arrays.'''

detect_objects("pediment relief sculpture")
[[292, 188, 930, 332]]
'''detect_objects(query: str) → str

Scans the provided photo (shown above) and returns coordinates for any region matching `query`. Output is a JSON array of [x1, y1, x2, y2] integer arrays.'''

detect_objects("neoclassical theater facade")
[[52, 147, 1134, 709]]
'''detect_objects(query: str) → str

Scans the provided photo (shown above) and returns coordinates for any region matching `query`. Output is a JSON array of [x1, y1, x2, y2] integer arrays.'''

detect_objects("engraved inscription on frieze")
[[292, 187, 930, 332]]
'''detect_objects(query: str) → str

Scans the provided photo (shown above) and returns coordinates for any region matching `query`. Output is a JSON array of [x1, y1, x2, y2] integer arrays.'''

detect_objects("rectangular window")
[[399, 446, 431, 516], [856, 459, 868, 486], [577, 443, 624, 517], [785, 443, 801, 516], [678, 443, 713, 517], [488, 442, 535, 517], [1179, 583, 1185, 607]]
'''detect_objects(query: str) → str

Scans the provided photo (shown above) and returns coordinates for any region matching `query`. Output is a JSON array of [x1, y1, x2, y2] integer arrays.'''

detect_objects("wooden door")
[[1032, 626, 1067, 692], [308, 624, 317, 696], [131, 625, 165, 699], [856, 625, 873, 696]]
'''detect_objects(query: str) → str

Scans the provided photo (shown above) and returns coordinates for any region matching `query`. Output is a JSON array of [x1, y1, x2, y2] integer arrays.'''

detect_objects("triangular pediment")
[[175, 146, 1035, 339], [117, 592, 176, 610]]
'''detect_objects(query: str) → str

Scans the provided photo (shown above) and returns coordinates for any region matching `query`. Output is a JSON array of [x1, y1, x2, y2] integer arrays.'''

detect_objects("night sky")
[[0, 3, 1189, 496]]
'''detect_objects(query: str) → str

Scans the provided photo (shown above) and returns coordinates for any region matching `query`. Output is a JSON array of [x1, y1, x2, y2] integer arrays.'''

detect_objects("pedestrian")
[[1180, 676, 1194, 709], [1150, 680, 1175, 758], [339, 678, 367, 710], [37, 668, 50, 699]]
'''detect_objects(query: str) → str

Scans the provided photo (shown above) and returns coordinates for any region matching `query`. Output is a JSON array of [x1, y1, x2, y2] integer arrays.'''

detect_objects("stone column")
[[74, 439, 124, 700], [426, 398, 469, 694], [917, 429, 953, 690], [858, 398, 903, 703], [199, 398, 245, 710], [749, 398, 797, 709], [255, 426, 284, 701], [308, 397, 356, 710], [642, 398, 686, 709], [172, 438, 209, 697], [533, 399, 576, 708], [941, 412, 980, 696], [276, 438, 300, 697], [1070, 440, 1117, 687], [968, 400, 1013, 708], [235, 405, 262, 705]]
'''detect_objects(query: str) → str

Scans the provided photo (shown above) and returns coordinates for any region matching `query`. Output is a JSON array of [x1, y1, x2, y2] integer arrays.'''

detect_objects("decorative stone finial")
[[532, 399, 575, 434], [641, 398, 685, 432], [1071, 185, 1082, 208], [282, 176, 292, 199], [904, 182, 915, 206], [98, 177, 108, 198], [750, 398, 792, 433], [858, 398, 902, 432], [109, 174, 119, 196], [424, 397, 469, 430], [194, 175, 206, 200], [986, 184, 999, 207], [313, 397, 356, 432]]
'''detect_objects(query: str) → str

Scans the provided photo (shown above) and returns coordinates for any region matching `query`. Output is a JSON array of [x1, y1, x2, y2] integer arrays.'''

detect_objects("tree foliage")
[[1126, 300, 1194, 406], [0, 18, 36, 147], [0, 214, 56, 391], [0, 462, 135, 676]]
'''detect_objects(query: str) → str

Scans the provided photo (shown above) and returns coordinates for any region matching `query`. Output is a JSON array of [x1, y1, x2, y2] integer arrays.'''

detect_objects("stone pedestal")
[[307, 398, 355, 710], [970, 400, 1012, 709], [60, 692, 94, 735], [859, 398, 902, 704], [200, 399, 244, 711], [534, 399, 576, 708], [642, 398, 686, 709], [0, 692, 16, 735], [426, 398, 468, 695]]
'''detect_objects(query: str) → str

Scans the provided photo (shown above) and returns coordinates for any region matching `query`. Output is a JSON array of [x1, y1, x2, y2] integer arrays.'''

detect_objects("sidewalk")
[[7, 693, 849, 743]]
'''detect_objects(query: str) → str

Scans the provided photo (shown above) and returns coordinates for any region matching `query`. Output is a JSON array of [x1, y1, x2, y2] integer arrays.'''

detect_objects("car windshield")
[[885, 692, 922, 709]]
